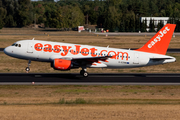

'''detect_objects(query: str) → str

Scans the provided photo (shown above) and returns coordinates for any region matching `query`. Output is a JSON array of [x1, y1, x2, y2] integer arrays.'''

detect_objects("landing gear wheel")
[[25, 60, 31, 73], [83, 71, 88, 77], [80, 68, 88, 77], [25, 67, 30, 73]]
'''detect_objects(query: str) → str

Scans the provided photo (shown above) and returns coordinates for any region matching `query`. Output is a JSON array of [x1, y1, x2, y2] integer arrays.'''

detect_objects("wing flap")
[[72, 56, 111, 61]]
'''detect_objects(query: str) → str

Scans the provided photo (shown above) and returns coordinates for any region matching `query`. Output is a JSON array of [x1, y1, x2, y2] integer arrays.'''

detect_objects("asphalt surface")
[[0, 73, 180, 85], [94, 32, 180, 36], [0, 48, 4, 51], [1, 32, 180, 36]]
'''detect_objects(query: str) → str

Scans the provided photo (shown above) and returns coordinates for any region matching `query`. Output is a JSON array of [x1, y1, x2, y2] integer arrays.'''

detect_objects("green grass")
[[101, 86, 112, 88], [0, 85, 180, 105], [58, 98, 91, 104]]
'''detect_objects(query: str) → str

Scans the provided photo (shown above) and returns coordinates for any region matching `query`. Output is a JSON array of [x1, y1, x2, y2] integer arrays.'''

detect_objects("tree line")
[[1, 0, 180, 32]]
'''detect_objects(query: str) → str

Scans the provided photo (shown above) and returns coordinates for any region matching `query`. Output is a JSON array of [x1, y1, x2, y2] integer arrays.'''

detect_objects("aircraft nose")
[[4, 46, 12, 55]]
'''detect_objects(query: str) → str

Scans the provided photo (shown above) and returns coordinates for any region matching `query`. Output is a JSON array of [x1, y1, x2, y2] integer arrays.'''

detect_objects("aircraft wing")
[[50, 55, 112, 67], [72, 56, 111, 62], [71, 56, 112, 67]]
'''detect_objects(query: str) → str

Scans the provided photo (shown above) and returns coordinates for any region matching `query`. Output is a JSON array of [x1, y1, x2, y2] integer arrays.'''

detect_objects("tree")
[[104, 6, 121, 32], [97, 6, 105, 28], [135, 16, 140, 32], [1, 0, 180, 30], [0, 7, 7, 21], [44, 3, 60, 28], [149, 1, 158, 16], [119, 19, 125, 32], [166, 5, 173, 17], [15, 0, 33, 27], [0, 7, 6, 28], [157, 20, 164, 31], [34, 3, 45, 24], [0, 18, 3, 29], [5, 15, 16, 27], [43, 0, 54, 2], [175, 19, 180, 32], [123, 10, 135, 32], [140, 19, 147, 32], [149, 18, 155, 32]]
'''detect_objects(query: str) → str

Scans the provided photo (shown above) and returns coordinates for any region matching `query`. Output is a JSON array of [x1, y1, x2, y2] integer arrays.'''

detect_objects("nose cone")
[[4, 46, 12, 56]]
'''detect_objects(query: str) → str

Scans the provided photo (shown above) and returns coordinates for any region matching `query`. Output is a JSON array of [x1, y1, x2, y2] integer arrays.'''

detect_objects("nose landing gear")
[[25, 60, 31, 73], [80, 68, 88, 77]]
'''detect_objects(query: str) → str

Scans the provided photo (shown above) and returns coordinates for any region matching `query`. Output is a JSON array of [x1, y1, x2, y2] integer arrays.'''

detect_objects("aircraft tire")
[[83, 71, 88, 77], [25, 67, 30, 72]]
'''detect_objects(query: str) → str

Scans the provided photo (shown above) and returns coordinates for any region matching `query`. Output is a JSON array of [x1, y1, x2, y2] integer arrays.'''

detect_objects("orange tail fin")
[[136, 24, 176, 55]]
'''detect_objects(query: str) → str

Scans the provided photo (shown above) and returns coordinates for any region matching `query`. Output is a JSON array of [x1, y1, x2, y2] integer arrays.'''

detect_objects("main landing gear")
[[80, 68, 88, 77], [25, 60, 31, 73]]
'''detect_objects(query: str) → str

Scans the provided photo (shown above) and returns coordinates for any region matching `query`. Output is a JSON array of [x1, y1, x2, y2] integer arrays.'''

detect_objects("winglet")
[[136, 24, 176, 55]]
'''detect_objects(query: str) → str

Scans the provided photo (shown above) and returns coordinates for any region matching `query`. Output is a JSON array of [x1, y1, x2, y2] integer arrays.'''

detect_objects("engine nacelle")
[[52, 59, 72, 70]]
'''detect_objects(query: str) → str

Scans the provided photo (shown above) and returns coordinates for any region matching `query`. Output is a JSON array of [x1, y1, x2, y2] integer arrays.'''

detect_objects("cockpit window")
[[11, 43, 16, 46], [12, 43, 21, 47]]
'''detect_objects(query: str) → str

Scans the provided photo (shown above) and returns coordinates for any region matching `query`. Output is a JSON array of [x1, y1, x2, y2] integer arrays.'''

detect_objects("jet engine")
[[51, 59, 72, 70]]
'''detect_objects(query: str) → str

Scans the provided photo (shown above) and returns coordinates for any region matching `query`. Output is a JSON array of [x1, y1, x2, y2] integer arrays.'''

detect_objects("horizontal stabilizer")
[[150, 58, 173, 61]]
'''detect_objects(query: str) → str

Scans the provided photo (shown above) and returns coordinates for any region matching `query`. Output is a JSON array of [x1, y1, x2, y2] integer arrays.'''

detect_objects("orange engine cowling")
[[53, 59, 72, 70]]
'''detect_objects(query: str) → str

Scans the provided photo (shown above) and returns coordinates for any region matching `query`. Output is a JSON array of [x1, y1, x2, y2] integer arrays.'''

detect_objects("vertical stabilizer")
[[136, 24, 176, 55]]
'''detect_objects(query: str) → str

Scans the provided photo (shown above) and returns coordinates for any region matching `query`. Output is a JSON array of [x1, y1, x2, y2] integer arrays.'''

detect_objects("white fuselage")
[[4, 40, 176, 69]]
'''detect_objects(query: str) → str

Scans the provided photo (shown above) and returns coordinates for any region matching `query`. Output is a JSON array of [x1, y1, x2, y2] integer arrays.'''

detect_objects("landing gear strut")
[[80, 68, 88, 77], [25, 60, 31, 73]]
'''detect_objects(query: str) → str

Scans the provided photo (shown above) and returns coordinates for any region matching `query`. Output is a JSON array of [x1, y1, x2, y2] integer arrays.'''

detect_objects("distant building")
[[140, 17, 170, 31], [141, 17, 169, 27]]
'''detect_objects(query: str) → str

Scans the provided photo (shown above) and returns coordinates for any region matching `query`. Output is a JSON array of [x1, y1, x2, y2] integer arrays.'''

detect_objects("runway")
[[94, 32, 180, 36], [0, 73, 180, 85], [1, 32, 180, 36], [0, 48, 4, 51]]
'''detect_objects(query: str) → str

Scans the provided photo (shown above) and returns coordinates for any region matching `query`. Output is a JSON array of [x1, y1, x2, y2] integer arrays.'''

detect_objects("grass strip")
[[1, 98, 180, 106]]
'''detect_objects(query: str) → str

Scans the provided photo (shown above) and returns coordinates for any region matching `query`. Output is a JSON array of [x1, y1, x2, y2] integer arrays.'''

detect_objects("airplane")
[[4, 24, 176, 77]]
